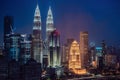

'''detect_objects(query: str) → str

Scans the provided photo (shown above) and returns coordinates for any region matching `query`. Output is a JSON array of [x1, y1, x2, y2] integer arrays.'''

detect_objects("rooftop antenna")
[[10, 25, 16, 34], [10, 25, 14, 34]]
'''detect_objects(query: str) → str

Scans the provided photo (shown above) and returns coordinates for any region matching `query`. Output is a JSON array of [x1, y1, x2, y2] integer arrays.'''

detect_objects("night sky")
[[0, 0, 120, 46]]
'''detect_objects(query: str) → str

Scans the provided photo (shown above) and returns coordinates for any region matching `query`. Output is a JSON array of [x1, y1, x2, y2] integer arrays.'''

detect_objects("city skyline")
[[0, 0, 120, 46], [0, 1, 120, 79]]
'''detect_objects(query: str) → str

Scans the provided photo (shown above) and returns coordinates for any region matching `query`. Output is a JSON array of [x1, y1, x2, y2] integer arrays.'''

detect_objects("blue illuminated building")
[[20, 34, 32, 64], [9, 33, 21, 61]]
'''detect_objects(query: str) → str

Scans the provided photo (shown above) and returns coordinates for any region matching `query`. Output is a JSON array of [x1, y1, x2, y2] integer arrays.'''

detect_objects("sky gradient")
[[0, 0, 120, 46]]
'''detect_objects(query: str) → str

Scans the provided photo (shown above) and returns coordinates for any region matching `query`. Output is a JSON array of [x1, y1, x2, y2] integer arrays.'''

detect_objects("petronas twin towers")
[[32, 4, 60, 67]]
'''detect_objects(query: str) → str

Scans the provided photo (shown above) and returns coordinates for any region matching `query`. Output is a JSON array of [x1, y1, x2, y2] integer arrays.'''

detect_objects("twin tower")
[[32, 4, 60, 67]]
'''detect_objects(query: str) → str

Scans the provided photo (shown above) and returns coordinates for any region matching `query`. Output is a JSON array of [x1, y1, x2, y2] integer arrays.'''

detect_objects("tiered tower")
[[32, 4, 43, 63], [46, 6, 55, 41], [45, 6, 56, 67]]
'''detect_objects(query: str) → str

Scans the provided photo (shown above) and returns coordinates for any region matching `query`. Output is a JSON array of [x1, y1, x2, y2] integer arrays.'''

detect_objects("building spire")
[[33, 3, 41, 30], [46, 6, 54, 40], [47, 6, 53, 24]]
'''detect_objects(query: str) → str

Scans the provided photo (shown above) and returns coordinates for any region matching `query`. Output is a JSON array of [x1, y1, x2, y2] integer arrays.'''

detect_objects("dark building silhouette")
[[97, 56, 104, 70], [8, 60, 20, 80], [4, 16, 13, 36], [4, 16, 14, 56], [46, 67, 56, 80], [21, 58, 42, 80], [0, 55, 8, 80]]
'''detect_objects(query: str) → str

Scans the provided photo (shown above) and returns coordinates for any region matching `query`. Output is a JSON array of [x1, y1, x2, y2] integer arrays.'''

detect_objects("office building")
[[9, 33, 21, 61], [20, 34, 32, 64], [80, 31, 89, 68]]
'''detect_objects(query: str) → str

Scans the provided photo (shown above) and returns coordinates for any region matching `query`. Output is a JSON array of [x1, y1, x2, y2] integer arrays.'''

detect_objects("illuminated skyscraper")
[[44, 6, 55, 67], [20, 34, 32, 64], [46, 6, 55, 41], [4, 16, 13, 36], [69, 40, 81, 70], [32, 4, 43, 63], [49, 30, 60, 67], [80, 31, 88, 68], [9, 34, 21, 61]]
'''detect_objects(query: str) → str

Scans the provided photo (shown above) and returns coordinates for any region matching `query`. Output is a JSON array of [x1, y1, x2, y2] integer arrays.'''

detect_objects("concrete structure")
[[80, 31, 89, 68]]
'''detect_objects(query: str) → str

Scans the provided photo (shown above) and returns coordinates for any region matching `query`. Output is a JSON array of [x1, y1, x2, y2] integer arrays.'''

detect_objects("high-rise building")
[[69, 40, 81, 70], [46, 6, 55, 41], [49, 30, 60, 67], [32, 4, 43, 63], [80, 31, 89, 68], [20, 34, 32, 64], [44, 6, 55, 68], [4, 16, 14, 56], [61, 38, 74, 67], [68, 40, 87, 74], [9, 34, 21, 61]]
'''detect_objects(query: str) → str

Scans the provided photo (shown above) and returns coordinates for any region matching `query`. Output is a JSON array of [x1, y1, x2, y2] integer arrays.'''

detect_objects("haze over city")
[[0, 0, 120, 46]]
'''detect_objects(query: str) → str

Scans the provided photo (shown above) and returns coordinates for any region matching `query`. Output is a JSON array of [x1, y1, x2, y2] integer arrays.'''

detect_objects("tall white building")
[[45, 6, 56, 67], [46, 6, 55, 41], [32, 4, 43, 63]]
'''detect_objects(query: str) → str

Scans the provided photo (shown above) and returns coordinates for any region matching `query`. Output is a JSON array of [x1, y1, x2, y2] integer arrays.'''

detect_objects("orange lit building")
[[69, 40, 82, 73]]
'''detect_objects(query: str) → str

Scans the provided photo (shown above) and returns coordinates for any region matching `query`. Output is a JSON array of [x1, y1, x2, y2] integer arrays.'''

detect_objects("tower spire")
[[46, 5, 54, 40], [47, 6, 53, 24], [33, 3, 41, 30]]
